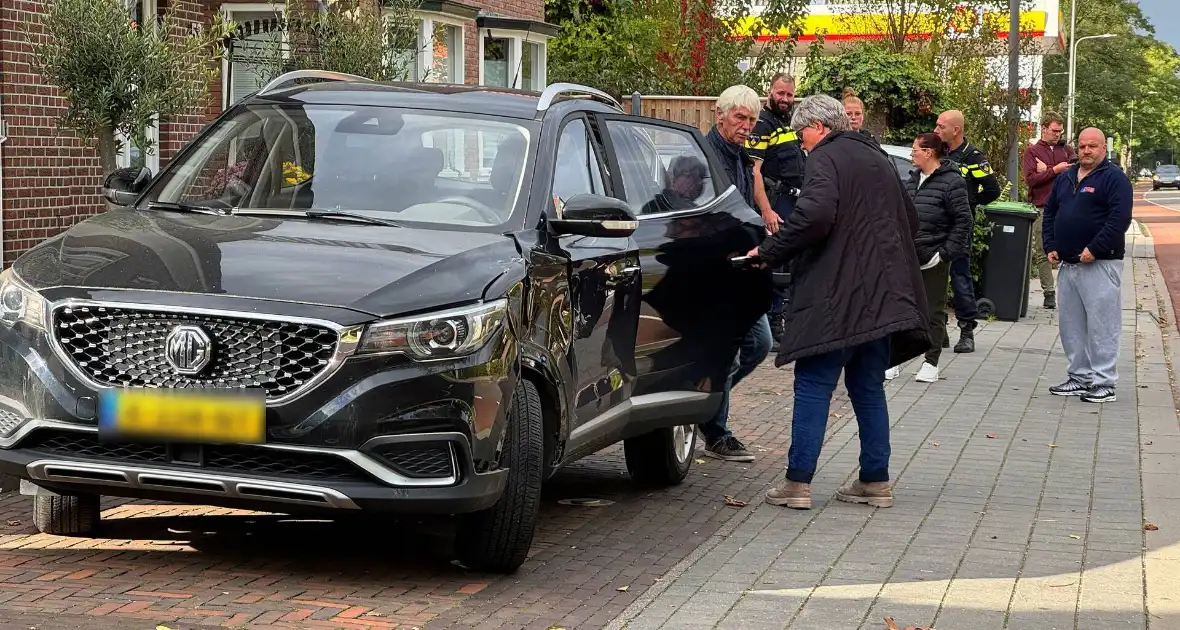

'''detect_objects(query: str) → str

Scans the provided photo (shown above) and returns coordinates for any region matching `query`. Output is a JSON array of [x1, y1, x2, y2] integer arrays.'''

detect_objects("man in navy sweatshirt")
[[1042, 127, 1133, 403]]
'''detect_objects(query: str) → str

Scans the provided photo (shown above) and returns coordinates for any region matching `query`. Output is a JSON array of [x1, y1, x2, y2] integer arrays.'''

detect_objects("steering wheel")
[[433, 196, 502, 223]]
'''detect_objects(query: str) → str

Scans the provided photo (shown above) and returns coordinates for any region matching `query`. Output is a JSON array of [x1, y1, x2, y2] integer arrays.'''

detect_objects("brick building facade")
[[0, 0, 553, 266]]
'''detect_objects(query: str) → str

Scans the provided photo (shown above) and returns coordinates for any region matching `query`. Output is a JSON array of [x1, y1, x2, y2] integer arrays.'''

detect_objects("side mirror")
[[102, 166, 153, 207], [549, 194, 638, 238]]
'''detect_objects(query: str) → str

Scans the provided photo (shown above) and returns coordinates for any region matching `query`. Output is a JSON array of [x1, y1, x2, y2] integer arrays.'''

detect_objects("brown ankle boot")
[[765, 479, 811, 509], [835, 480, 893, 508]]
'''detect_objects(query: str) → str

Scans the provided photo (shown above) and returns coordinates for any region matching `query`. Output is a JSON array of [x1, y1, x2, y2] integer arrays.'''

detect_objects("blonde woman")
[[843, 89, 879, 145]]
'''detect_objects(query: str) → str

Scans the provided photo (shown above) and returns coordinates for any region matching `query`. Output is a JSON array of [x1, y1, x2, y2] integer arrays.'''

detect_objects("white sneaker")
[[884, 366, 901, 381], [915, 362, 939, 383]]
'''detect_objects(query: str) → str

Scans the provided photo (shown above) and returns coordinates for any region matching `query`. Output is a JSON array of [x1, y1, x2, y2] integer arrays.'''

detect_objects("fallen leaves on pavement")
[[882, 618, 934, 627], [1146, 523, 1160, 531], [616, 585, 629, 592], [723, 495, 748, 508], [694, 458, 706, 465], [5, 520, 20, 527], [986, 434, 998, 439]]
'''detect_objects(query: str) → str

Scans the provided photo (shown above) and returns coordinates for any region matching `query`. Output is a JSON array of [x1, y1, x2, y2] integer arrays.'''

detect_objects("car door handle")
[[606, 266, 641, 288]]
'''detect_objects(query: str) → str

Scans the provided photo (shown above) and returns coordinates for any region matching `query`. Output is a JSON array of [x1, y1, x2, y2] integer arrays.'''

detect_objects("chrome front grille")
[[52, 305, 339, 401]]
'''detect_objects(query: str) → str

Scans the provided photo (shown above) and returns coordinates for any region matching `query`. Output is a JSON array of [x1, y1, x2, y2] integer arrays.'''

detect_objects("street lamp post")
[[1067, 33, 1116, 142], [1128, 91, 1159, 173]]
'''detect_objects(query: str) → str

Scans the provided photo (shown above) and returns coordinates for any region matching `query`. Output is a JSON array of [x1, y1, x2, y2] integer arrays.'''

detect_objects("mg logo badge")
[[165, 325, 212, 375]]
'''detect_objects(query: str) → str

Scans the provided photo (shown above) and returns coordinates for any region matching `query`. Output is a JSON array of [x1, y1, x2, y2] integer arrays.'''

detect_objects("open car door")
[[594, 114, 773, 408]]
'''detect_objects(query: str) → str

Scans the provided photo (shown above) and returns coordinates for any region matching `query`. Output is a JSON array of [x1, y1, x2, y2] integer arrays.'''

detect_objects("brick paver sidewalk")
[[607, 224, 1179, 630]]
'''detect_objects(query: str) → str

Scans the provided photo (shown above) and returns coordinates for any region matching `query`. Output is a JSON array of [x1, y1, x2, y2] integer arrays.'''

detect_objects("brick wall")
[[159, 0, 222, 164], [0, 0, 105, 265], [0, 0, 220, 266]]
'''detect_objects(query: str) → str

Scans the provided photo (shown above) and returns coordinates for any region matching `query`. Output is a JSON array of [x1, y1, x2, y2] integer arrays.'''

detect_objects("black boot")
[[1043, 291, 1056, 310], [954, 329, 975, 353]]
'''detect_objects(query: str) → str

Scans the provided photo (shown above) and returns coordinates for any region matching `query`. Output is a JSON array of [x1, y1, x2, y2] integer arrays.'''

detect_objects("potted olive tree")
[[27, 0, 232, 176]]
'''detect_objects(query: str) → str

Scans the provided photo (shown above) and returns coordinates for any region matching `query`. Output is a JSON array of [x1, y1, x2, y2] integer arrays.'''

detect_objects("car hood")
[[13, 209, 524, 317]]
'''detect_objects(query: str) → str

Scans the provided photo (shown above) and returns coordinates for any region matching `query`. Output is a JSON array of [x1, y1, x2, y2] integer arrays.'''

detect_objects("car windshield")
[[1158, 165, 1179, 175], [143, 103, 534, 229]]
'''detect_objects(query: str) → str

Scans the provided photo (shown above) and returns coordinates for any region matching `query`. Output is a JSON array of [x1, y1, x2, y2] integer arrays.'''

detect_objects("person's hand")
[[1036, 158, 1047, 173], [1047, 250, 1059, 264], [746, 246, 768, 269], [1080, 248, 1095, 264], [761, 209, 780, 235], [1053, 162, 1070, 174]]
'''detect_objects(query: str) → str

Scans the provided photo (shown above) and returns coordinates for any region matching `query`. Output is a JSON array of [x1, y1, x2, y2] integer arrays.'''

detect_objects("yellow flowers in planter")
[[282, 161, 311, 185]]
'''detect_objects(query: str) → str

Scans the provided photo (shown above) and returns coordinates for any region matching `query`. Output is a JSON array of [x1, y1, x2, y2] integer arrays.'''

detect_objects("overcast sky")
[[1135, 0, 1180, 52]]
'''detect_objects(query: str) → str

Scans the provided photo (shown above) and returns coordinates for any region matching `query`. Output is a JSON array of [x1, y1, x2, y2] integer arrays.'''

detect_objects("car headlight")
[[0, 268, 47, 332], [357, 300, 507, 360]]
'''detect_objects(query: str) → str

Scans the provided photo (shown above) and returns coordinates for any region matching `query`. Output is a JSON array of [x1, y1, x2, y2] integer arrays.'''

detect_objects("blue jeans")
[[949, 254, 978, 331], [786, 336, 891, 484], [698, 315, 772, 444], [768, 194, 796, 316]]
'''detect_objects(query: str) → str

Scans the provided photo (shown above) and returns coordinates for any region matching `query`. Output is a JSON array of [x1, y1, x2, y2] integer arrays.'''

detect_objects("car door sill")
[[566, 390, 722, 455]]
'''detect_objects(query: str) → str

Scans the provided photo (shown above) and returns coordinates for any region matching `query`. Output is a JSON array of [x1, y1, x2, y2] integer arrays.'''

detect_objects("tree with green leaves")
[[26, 0, 232, 175], [1043, 0, 1180, 170], [546, 0, 812, 98], [259, 0, 422, 84], [800, 43, 942, 142]]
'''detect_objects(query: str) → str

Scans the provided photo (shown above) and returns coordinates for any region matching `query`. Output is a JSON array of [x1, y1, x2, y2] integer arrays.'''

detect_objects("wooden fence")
[[622, 96, 722, 135]]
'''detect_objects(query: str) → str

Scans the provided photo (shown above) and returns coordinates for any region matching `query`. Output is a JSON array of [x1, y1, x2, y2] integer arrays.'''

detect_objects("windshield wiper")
[[302, 210, 403, 228], [145, 201, 225, 216]]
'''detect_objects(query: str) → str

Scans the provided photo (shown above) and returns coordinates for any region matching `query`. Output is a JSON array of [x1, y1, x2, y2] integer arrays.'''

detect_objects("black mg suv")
[[0, 71, 771, 572]]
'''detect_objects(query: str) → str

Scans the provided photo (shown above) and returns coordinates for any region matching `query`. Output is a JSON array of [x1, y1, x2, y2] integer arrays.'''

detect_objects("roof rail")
[[536, 83, 622, 112], [257, 70, 373, 96]]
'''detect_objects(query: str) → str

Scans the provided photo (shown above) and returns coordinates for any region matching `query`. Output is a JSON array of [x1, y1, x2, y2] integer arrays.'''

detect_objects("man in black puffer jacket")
[[896, 133, 974, 383]]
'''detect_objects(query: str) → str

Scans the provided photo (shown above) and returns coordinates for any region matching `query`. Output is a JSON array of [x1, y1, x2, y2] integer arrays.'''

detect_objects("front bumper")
[[0, 292, 518, 515], [0, 421, 508, 514]]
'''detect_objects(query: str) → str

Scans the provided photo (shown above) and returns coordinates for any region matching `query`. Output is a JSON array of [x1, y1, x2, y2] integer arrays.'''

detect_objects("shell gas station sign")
[[731, 2, 1064, 54]]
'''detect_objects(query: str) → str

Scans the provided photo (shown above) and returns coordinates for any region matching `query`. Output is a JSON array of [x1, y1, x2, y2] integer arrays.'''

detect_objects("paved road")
[[0, 216, 1177, 630], [1137, 186, 1180, 334]]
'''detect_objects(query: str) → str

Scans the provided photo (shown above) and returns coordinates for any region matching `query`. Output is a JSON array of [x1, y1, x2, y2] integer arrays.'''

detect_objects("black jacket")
[[707, 126, 755, 206], [947, 139, 1001, 209], [756, 131, 931, 368], [904, 160, 974, 264]]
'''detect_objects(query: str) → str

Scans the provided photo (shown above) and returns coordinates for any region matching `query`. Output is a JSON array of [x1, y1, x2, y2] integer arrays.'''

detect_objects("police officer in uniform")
[[747, 72, 805, 350], [935, 109, 1001, 354]]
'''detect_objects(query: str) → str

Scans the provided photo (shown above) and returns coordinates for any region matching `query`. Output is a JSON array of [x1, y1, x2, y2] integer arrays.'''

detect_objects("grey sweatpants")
[[1058, 259, 1123, 387]]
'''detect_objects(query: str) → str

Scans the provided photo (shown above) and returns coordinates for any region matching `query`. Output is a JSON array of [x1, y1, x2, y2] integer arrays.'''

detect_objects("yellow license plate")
[[97, 388, 265, 444]]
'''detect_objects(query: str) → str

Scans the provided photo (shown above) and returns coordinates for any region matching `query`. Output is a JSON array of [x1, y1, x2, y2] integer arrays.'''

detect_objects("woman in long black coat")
[[747, 94, 930, 511], [890, 132, 974, 384]]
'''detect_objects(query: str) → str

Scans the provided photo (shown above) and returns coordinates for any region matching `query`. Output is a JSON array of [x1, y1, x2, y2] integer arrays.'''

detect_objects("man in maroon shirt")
[[1022, 112, 1075, 309]]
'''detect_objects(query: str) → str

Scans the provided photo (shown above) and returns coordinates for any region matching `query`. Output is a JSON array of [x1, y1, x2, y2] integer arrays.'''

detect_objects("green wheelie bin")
[[976, 201, 1039, 322]]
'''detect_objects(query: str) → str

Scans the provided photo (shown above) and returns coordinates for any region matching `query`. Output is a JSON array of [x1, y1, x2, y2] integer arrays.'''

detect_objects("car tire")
[[623, 424, 696, 486], [32, 492, 100, 536], [455, 378, 543, 574]]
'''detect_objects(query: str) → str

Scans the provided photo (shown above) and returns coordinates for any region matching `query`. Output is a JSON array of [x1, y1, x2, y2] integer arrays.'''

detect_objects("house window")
[[387, 18, 422, 81], [384, 12, 465, 83], [479, 30, 548, 91], [118, 0, 159, 173], [482, 36, 511, 88], [221, 4, 284, 106], [428, 21, 462, 83], [521, 41, 545, 91]]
